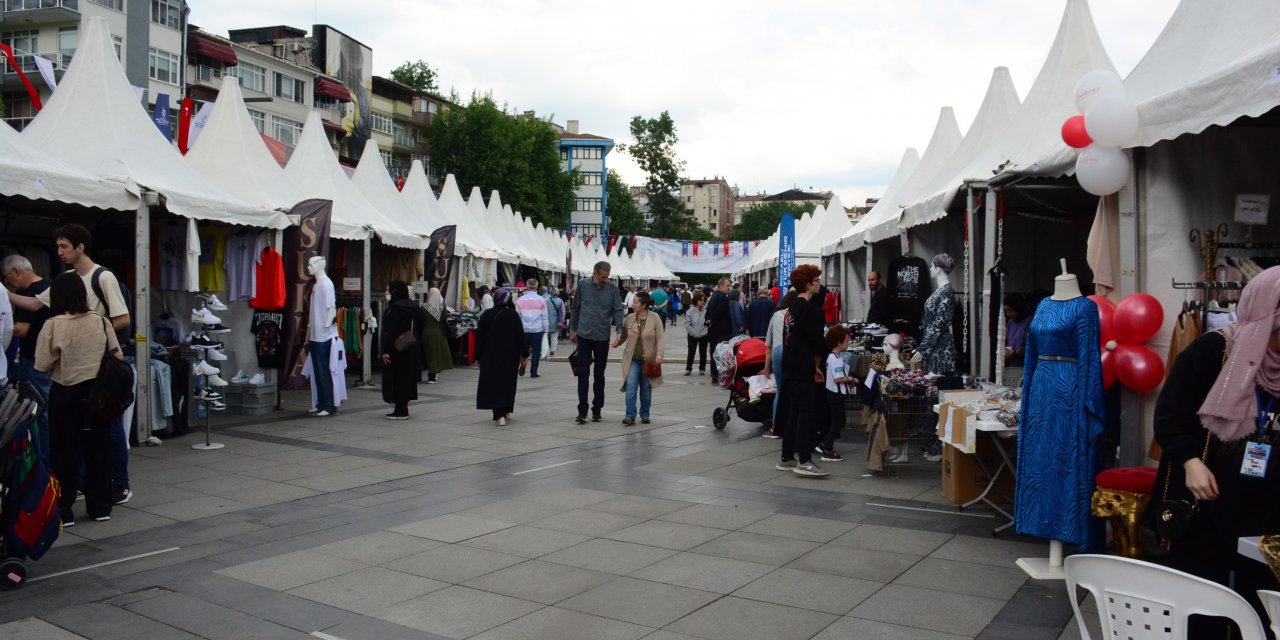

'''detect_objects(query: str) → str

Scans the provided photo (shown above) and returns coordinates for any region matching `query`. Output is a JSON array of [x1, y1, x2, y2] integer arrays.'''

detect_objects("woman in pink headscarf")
[[1154, 266, 1280, 630]]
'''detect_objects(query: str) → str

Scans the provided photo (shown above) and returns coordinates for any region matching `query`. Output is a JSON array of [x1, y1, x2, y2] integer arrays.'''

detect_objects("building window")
[[579, 171, 602, 186], [151, 0, 182, 29], [710, 223, 717, 230], [274, 72, 305, 103], [90, 0, 125, 10], [371, 112, 393, 135], [576, 198, 602, 212], [148, 48, 180, 85], [3, 30, 39, 60], [559, 149, 568, 162], [570, 146, 602, 160], [113, 35, 123, 60], [247, 109, 265, 133], [686, 196, 692, 203], [270, 115, 303, 146], [314, 94, 338, 109], [58, 27, 77, 65], [392, 123, 414, 147], [229, 61, 266, 93]]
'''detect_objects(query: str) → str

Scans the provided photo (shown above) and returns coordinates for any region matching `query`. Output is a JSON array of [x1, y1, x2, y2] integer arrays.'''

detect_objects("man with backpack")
[[8, 224, 135, 505]]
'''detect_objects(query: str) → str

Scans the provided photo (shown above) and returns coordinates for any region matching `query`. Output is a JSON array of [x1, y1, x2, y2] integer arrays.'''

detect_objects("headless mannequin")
[[307, 256, 340, 416], [884, 334, 910, 463], [883, 340, 906, 371], [1050, 258, 1082, 301], [910, 265, 951, 366]]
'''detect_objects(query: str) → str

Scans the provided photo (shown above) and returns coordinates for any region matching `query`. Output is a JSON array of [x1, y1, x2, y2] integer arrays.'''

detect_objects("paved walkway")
[[0, 348, 1098, 640]]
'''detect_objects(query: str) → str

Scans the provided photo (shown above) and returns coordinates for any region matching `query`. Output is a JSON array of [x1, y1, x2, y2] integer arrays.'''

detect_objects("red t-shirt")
[[769, 287, 781, 304], [823, 290, 840, 323], [249, 247, 286, 310]]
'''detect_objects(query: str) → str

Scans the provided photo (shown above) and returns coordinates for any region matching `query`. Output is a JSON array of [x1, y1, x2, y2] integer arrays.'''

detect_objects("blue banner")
[[152, 93, 172, 141], [778, 213, 796, 291]]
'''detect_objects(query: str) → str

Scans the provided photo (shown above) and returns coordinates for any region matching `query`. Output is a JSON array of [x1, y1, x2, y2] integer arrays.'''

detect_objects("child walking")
[[817, 325, 858, 461]]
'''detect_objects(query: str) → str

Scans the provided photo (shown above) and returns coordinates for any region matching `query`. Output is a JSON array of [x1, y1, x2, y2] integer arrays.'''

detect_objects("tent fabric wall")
[[0, 121, 137, 212]]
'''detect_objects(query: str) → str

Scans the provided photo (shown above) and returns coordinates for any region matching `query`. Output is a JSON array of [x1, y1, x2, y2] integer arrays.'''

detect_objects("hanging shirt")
[[251, 311, 284, 368], [197, 226, 226, 293], [185, 218, 201, 293], [309, 277, 339, 341], [249, 247, 286, 310], [224, 231, 264, 302], [157, 224, 187, 290]]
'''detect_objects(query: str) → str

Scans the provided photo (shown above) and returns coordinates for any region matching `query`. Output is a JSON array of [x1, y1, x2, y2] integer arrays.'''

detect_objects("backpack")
[[90, 266, 135, 354], [84, 317, 135, 425], [5, 415, 61, 560]]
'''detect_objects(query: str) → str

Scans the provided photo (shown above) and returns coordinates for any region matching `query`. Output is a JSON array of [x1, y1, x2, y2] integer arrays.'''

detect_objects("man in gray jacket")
[[569, 261, 625, 424]]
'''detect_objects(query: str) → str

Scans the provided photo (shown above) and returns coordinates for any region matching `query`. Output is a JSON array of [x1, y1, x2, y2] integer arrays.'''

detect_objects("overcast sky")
[[193, 0, 1179, 206]]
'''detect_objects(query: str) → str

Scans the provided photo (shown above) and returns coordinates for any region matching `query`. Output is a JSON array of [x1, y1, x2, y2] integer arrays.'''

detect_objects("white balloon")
[[1075, 146, 1130, 196], [1085, 95, 1140, 147], [1074, 69, 1125, 113]]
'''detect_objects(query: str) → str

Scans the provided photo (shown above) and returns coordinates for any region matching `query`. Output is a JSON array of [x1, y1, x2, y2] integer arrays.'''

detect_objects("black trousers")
[[576, 338, 610, 416], [686, 335, 708, 372], [49, 380, 112, 519], [780, 378, 816, 464], [818, 390, 847, 451], [708, 333, 728, 381]]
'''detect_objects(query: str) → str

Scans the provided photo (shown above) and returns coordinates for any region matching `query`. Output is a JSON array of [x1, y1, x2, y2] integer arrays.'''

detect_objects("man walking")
[[776, 264, 830, 479], [866, 271, 890, 327], [569, 261, 624, 424], [746, 288, 775, 338], [543, 286, 565, 357], [703, 278, 732, 381], [516, 278, 549, 378]]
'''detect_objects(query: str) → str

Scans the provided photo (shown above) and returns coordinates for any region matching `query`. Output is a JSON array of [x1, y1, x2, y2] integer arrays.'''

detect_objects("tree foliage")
[[604, 170, 645, 236], [619, 112, 702, 238], [425, 92, 579, 228], [731, 200, 828, 240], [390, 59, 439, 93]]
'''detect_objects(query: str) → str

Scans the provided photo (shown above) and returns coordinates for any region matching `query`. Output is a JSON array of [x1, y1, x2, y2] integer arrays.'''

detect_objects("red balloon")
[[1100, 349, 1118, 389], [1088, 294, 1117, 346], [1114, 343, 1164, 392], [1114, 293, 1164, 343], [1061, 115, 1093, 149]]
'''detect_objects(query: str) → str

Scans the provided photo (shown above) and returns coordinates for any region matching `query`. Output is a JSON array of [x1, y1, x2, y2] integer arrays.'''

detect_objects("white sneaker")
[[209, 400, 226, 411], [314, 410, 332, 417], [497, 417, 506, 426], [206, 348, 227, 362], [230, 370, 249, 384], [206, 374, 228, 387], [200, 293, 228, 311], [191, 308, 222, 324], [194, 361, 220, 376], [248, 373, 265, 385]]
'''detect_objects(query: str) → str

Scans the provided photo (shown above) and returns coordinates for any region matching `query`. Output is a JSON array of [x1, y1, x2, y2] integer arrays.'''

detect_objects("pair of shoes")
[[385, 413, 408, 420], [197, 293, 228, 311], [230, 370, 249, 383], [793, 462, 830, 478], [762, 428, 781, 439], [575, 414, 587, 424], [93, 515, 111, 522], [530, 373, 541, 379], [683, 371, 691, 376], [113, 487, 132, 505], [622, 417, 635, 426], [591, 413, 602, 423], [519, 362, 527, 376], [427, 378, 438, 384], [498, 417, 507, 426], [818, 449, 844, 462], [314, 410, 332, 417], [775, 459, 797, 471], [641, 417, 651, 424]]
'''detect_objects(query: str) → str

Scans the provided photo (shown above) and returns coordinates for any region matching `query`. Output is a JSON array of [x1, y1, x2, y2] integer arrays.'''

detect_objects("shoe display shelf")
[[224, 381, 276, 416]]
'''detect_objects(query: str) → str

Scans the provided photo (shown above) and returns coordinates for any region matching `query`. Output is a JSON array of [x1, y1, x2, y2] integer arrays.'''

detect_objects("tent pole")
[[134, 193, 155, 442], [966, 187, 981, 378], [980, 186, 998, 381], [1117, 150, 1143, 467], [357, 236, 373, 387]]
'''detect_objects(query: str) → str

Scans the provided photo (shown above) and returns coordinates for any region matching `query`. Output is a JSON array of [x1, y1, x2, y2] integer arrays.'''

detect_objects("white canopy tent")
[[400, 162, 464, 256], [463, 186, 516, 265], [438, 174, 506, 263], [0, 121, 136, 212], [829, 148, 918, 254], [351, 139, 432, 249], [797, 196, 853, 261]]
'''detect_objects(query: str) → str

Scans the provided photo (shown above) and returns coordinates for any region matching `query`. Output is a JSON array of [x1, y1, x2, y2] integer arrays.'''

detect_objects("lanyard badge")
[[1242, 389, 1276, 479]]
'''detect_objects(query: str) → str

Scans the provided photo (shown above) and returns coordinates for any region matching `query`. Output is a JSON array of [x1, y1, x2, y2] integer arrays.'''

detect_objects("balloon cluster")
[[1088, 293, 1164, 392], [1060, 70, 1139, 197]]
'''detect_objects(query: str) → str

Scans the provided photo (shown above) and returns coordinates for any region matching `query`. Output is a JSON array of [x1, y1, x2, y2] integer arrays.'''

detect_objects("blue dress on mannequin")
[[1015, 295, 1104, 548]]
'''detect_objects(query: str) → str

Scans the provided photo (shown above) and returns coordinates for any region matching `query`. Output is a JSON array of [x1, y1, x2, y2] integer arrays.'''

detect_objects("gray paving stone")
[[0, 618, 90, 639], [372, 585, 544, 638], [659, 503, 773, 530], [121, 591, 316, 639], [588, 495, 698, 519], [314, 617, 453, 640], [851, 584, 1006, 637], [559, 577, 719, 628], [639, 632, 704, 640], [733, 567, 883, 615], [470, 606, 653, 640], [286, 566, 447, 614], [604, 520, 730, 551], [388, 513, 516, 543], [740, 513, 858, 543], [830, 523, 953, 556], [813, 617, 971, 640], [306, 530, 444, 565], [215, 550, 364, 591], [787, 545, 922, 582], [894, 557, 1028, 601], [519, 486, 621, 508], [138, 495, 255, 521], [541, 538, 678, 575], [690, 531, 820, 566], [631, 552, 774, 594], [459, 524, 592, 558], [286, 471, 384, 492], [457, 498, 573, 523], [463, 560, 617, 605], [391, 544, 526, 583], [666, 596, 839, 640], [529, 508, 646, 536], [929, 534, 1048, 568]]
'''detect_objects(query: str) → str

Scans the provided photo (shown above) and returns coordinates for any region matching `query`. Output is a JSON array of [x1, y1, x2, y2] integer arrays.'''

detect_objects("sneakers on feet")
[[61, 511, 75, 528], [498, 417, 506, 426], [684, 371, 691, 376], [762, 428, 781, 439], [793, 462, 830, 478], [314, 410, 332, 417], [622, 417, 635, 426], [93, 515, 111, 522], [591, 413, 602, 423], [641, 417, 650, 424], [575, 414, 587, 424], [819, 450, 844, 462], [112, 487, 132, 505], [775, 459, 797, 471]]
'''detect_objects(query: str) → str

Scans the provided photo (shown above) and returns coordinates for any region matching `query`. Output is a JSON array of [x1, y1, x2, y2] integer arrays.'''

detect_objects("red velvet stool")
[[1091, 466, 1158, 558]]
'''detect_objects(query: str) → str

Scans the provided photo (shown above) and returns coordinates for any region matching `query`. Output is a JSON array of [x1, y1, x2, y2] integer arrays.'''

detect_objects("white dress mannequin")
[[911, 265, 952, 366]]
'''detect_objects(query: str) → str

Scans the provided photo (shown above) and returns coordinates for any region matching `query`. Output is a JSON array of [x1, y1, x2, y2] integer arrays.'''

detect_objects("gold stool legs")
[[1091, 488, 1151, 559]]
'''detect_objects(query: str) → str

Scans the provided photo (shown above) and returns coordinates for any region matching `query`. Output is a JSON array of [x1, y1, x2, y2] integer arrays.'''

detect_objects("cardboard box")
[[940, 439, 1016, 505], [936, 404, 977, 454]]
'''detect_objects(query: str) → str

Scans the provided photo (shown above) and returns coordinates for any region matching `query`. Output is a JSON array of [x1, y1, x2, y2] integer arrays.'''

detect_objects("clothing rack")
[[1171, 279, 1247, 329], [1217, 242, 1280, 250]]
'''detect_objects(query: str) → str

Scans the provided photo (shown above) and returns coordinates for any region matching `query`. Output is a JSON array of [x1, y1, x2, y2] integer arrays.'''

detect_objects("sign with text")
[[1234, 193, 1271, 226], [778, 213, 796, 291], [280, 199, 333, 391], [342, 277, 361, 291]]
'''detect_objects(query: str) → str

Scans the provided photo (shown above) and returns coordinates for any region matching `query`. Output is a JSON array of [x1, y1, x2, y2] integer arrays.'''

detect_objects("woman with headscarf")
[[475, 288, 528, 426], [419, 287, 453, 383], [1154, 266, 1280, 630], [380, 281, 426, 419]]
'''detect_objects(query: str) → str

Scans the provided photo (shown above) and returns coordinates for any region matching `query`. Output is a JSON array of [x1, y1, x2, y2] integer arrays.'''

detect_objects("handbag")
[[639, 321, 661, 378], [85, 317, 134, 427], [569, 349, 580, 377], [393, 330, 417, 352]]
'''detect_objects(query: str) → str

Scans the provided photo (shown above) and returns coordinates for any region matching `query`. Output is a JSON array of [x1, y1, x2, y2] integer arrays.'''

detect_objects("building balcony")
[[2, 50, 69, 77], [189, 63, 225, 88], [1, 0, 79, 25], [411, 110, 434, 126]]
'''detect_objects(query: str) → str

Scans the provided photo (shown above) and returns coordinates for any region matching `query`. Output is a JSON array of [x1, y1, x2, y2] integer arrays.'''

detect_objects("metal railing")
[[3, 0, 78, 10], [194, 64, 224, 83], [3, 116, 35, 131], [0, 51, 68, 75]]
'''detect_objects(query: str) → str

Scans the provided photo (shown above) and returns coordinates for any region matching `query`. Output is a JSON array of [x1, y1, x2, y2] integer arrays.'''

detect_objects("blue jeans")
[[310, 340, 336, 413], [770, 345, 784, 425], [524, 333, 543, 375], [624, 360, 652, 419]]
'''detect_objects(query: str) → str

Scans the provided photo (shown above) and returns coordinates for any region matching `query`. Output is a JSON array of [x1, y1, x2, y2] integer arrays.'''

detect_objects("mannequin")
[[911, 253, 956, 374], [1015, 258, 1104, 579], [883, 333, 910, 463], [307, 256, 341, 416]]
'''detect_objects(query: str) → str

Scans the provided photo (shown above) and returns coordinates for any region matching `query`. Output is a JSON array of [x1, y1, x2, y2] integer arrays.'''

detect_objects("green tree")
[[604, 170, 645, 235], [390, 59, 439, 93], [425, 92, 579, 228], [619, 112, 702, 238], [731, 200, 827, 240]]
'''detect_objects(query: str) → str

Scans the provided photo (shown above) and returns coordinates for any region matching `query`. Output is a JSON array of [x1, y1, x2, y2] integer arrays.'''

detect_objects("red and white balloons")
[[1061, 69, 1139, 197], [1090, 293, 1165, 393]]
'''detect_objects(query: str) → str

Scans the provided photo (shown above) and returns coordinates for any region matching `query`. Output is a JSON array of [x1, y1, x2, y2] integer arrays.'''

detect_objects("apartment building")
[[369, 75, 451, 186], [1, 0, 187, 130], [682, 177, 735, 239], [555, 120, 613, 236], [630, 185, 651, 225]]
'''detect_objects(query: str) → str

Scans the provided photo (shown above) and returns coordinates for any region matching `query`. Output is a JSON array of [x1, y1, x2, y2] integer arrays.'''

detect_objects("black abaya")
[[476, 307, 528, 416], [382, 300, 426, 407]]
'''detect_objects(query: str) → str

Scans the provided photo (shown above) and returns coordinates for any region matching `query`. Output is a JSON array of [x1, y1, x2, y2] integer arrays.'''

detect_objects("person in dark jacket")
[[866, 270, 890, 327], [476, 288, 529, 426], [776, 264, 830, 479], [704, 278, 732, 381], [728, 290, 746, 337], [745, 289, 775, 338], [381, 281, 426, 420]]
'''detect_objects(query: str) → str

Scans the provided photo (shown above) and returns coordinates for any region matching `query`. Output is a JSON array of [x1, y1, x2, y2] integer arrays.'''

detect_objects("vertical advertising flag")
[[152, 93, 172, 141], [281, 200, 334, 391], [428, 225, 457, 296], [778, 213, 796, 291]]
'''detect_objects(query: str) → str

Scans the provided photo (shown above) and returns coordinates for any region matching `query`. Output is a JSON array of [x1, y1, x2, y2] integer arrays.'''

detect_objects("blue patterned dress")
[[918, 283, 955, 374], [1015, 296, 1104, 547]]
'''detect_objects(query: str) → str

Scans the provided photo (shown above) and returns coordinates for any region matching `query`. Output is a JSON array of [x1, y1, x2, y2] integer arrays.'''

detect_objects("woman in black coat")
[[381, 281, 426, 419], [476, 288, 528, 426]]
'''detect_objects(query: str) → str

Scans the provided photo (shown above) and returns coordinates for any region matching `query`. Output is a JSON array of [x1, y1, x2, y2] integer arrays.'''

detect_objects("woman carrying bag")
[[420, 287, 453, 384], [381, 281, 426, 420], [613, 291, 664, 426], [34, 272, 123, 526]]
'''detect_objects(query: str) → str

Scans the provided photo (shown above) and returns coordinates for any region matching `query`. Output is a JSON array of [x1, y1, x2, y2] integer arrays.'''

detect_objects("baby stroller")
[[0, 383, 59, 590], [711, 336, 774, 430]]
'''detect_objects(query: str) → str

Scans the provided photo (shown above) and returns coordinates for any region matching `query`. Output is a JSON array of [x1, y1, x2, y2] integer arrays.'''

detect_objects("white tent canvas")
[[798, 196, 853, 259], [855, 107, 961, 246], [439, 175, 505, 260], [830, 147, 919, 254], [400, 161, 465, 256], [0, 120, 136, 212], [351, 138, 431, 248]]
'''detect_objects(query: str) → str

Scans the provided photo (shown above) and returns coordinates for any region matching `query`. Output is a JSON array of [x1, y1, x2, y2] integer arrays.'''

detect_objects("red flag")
[[0, 44, 43, 110], [177, 97, 194, 154], [693, 242, 699, 257], [396, 175, 406, 191], [723, 241, 729, 256]]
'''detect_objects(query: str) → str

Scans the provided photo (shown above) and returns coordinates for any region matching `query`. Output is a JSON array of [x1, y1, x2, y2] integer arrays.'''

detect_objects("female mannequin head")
[[931, 253, 955, 282]]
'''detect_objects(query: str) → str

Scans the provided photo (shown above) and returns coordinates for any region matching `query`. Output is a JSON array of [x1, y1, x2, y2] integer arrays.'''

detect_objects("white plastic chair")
[[1258, 590, 1280, 638], [1064, 554, 1267, 640]]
